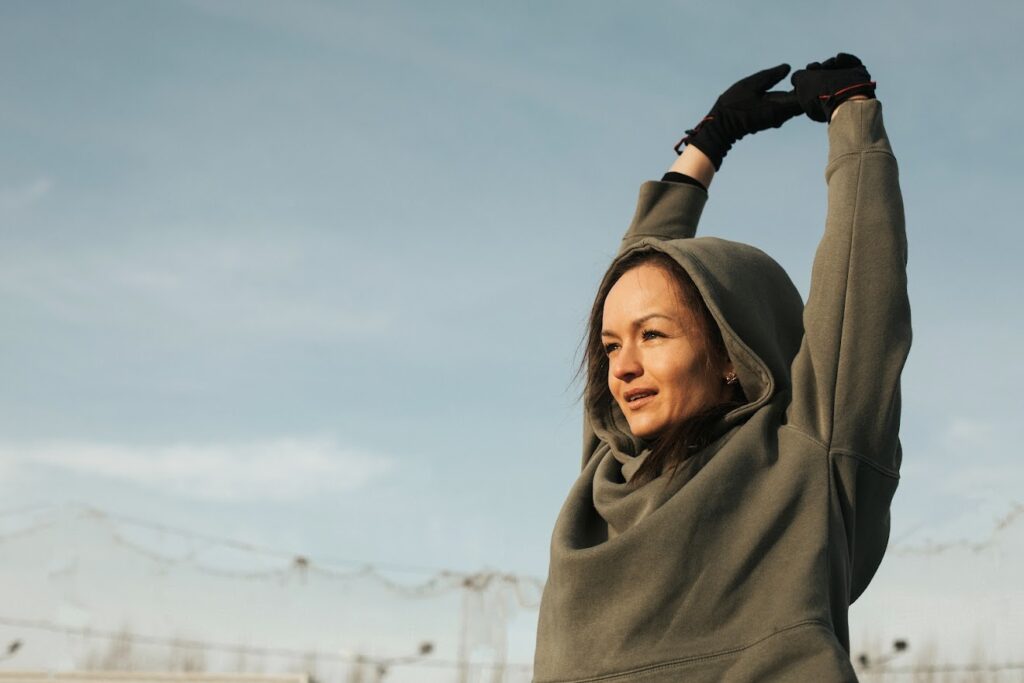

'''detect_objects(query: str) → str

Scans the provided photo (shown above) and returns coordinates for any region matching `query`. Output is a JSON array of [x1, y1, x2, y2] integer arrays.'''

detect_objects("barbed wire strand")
[[78, 505, 485, 578], [0, 519, 56, 544], [0, 615, 532, 673], [81, 504, 545, 597], [4, 614, 1021, 677], [6, 498, 1024, 571], [105, 524, 532, 603], [5, 498, 1023, 608], [0, 503, 543, 604], [81, 505, 541, 604], [865, 661, 1024, 674], [891, 501, 1024, 556], [8, 499, 1023, 605]]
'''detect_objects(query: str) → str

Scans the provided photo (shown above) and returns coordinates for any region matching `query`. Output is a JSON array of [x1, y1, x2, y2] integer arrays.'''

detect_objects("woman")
[[534, 54, 910, 682]]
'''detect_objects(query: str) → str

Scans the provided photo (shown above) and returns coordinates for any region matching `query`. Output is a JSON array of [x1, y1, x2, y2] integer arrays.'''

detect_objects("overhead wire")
[[0, 503, 543, 605], [0, 616, 533, 673]]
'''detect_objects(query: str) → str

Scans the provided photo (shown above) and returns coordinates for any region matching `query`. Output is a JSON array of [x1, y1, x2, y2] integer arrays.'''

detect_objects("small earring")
[[724, 372, 738, 385]]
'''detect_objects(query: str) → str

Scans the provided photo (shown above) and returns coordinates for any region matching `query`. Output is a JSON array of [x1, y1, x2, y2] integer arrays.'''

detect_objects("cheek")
[[662, 357, 710, 402]]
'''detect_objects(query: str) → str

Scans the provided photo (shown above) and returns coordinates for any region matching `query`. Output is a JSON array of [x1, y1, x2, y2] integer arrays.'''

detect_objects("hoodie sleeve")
[[785, 99, 911, 599], [616, 180, 708, 255]]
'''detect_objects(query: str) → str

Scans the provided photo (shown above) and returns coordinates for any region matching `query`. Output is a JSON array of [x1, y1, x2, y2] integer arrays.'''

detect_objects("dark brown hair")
[[582, 250, 745, 487]]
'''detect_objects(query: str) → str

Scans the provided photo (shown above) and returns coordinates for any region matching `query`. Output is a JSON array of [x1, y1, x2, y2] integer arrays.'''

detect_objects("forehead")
[[603, 263, 689, 324]]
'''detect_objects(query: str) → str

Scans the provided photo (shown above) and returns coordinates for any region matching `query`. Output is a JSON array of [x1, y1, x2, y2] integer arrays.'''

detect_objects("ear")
[[722, 361, 738, 387]]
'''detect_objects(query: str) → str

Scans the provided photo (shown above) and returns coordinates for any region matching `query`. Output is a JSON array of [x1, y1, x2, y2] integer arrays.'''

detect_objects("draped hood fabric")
[[534, 100, 910, 682]]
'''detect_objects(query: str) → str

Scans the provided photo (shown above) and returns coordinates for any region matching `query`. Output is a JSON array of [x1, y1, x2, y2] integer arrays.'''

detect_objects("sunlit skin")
[[601, 264, 734, 440]]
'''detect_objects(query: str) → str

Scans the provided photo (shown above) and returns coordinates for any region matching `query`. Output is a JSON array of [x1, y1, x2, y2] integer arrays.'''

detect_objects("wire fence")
[[1, 502, 1022, 682]]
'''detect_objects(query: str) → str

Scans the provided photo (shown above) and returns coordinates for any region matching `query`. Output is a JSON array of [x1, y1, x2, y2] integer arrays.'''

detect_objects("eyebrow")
[[601, 313, 676, 338]]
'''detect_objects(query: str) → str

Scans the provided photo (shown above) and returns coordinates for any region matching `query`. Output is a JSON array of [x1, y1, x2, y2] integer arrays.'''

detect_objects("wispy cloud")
[[0, 177, 52, 212], [1, 437, 393, 502], [0, 240, 394, 342], [945, 417, 998, 449]]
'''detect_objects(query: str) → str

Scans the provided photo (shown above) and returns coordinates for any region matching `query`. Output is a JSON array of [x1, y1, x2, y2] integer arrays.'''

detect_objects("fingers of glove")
[[764, 90, 803, 119], [835, 52, 863, 67], [792, 65, 818, 87], [789, 68, 813, 89], [816, 53, 863, 71], [803, 106, 829, 123], [739, 63, 792, 93], [788, 71, 829, 121]]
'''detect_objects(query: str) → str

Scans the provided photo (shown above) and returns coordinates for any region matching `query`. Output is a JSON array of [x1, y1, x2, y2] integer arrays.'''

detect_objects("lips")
[[623, 388, 657, 408]]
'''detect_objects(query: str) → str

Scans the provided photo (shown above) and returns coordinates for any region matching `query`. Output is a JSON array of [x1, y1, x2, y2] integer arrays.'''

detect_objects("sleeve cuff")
[[661, 171, 707, 192]]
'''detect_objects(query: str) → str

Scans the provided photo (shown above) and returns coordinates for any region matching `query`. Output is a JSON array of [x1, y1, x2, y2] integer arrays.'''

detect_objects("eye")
[[641, 328, 664, 341], [603, 342, 620, 356]]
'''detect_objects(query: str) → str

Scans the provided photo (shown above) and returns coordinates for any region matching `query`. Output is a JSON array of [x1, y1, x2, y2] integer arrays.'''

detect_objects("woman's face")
[[601, 263, 732, 440]]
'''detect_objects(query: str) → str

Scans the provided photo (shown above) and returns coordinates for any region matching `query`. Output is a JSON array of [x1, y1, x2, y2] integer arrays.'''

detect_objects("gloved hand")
[[790, 53, 876, 123], [676, 63, 802, 171]]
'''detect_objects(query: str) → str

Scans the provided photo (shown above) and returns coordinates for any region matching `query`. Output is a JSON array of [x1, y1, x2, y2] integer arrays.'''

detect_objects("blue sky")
[[2, 0, 1023, 671]]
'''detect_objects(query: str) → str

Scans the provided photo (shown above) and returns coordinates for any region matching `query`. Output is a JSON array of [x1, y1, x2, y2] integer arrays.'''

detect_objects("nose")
[[610, 343, 643, 382]]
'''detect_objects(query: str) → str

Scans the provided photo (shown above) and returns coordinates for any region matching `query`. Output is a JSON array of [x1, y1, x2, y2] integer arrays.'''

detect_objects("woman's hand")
[[790, 53, 876, 123], [676, 63, 802, 171]]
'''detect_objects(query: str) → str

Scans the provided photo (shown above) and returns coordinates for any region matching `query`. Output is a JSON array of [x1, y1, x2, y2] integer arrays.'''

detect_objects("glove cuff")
[[674, 115, 731, 171], [823, 80, 877, 121]]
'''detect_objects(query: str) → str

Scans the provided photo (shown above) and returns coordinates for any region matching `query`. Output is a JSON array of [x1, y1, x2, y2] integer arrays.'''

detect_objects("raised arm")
[[785, 56, 910, 599], [786, 56, 910, 469], [617, 63, 802, 257]]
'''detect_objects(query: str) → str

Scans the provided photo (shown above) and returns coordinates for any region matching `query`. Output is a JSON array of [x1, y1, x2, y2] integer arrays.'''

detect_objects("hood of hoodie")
[[533, 233, 823, 679], [588, 235, 806, 472]]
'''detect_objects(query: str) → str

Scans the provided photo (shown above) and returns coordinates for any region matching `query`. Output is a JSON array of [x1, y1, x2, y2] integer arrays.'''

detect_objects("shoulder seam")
[[830, 448, 900, 479], [779, 427, 900, 478]]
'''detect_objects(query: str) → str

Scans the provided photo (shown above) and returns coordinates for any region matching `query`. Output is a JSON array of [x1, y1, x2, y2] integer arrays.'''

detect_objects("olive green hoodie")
[[534, 100, 909, 682]]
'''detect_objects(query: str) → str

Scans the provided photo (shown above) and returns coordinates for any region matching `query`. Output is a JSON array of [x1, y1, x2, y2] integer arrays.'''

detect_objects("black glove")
[[790, 53, 876, 123], [676, 63, 802, 171]]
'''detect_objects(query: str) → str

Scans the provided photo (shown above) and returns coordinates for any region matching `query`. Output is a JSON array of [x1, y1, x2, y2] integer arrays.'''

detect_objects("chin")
[[627, 421, 663, 441]]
